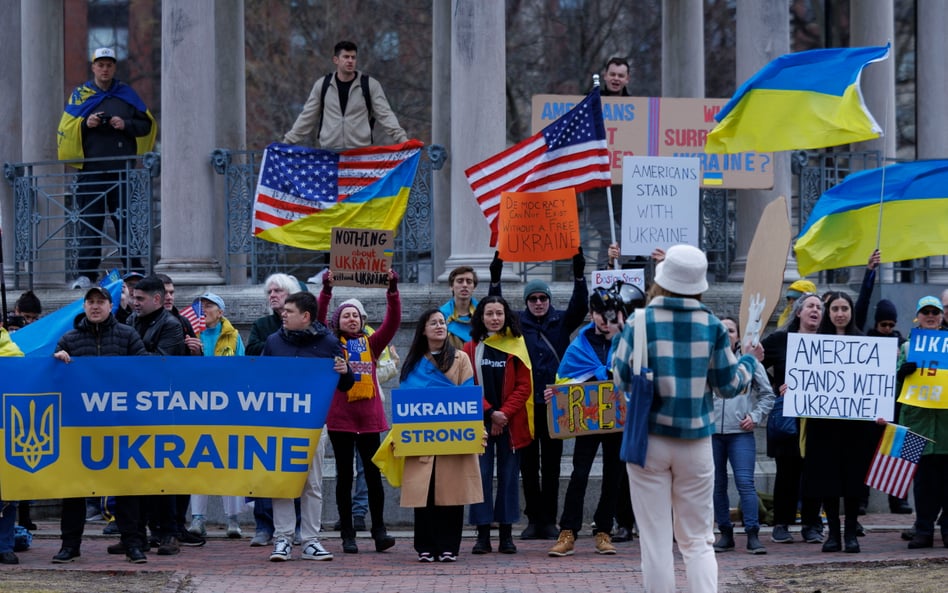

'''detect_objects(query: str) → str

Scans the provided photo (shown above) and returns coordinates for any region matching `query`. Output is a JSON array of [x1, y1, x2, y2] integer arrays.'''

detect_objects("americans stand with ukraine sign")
[[0, 356, 338, 500]]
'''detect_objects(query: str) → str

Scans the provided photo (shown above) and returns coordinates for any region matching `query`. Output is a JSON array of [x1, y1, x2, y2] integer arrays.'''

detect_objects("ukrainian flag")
[[794, 160, 948, 276], [705, 44, 889, 154]]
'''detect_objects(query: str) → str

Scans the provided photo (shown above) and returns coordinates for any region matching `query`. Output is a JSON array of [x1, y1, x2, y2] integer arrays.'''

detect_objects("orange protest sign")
[[497, 188, 580, 262]]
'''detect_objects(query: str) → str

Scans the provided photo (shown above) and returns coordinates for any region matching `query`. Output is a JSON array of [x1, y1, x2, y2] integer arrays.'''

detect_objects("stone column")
[[431, 0, 451, 280], [850, 0, 896, 160], [157, 0, 224, 285], [215, 0, 247, 284], [662, 0, 704, 98], [730, 0, 791, 281], [0, 2, 22, 285], [20, 0, 63, 286], [916, 0, 947, 158], [443, 0, 504, 280]]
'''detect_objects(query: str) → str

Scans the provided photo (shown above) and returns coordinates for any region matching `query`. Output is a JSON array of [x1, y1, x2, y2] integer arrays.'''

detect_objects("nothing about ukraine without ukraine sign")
[[390, 386, 484, 456], [0, 356, 337, 500]]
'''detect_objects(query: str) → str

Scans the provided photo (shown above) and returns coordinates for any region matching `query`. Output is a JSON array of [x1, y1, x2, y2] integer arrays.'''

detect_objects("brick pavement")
[[2, 515, 945, 593]]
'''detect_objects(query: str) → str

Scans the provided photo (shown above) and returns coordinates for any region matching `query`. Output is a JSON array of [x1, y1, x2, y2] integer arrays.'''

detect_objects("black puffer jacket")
[[128, 307, 187, 355], [56, 313, 147, 357]]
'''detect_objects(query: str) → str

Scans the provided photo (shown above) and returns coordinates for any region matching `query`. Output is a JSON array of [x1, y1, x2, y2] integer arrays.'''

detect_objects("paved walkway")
[[4, 515, 945, 593]]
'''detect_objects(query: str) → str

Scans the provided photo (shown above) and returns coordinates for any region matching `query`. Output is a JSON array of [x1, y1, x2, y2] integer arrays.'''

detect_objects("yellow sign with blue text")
[[0, 356, 338, 500], [390, 386, 484, 456]]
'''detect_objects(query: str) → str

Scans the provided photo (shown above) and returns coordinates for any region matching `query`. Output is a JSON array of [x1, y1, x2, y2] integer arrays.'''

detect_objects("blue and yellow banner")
[[898, 328, 948, 410], [547, 380, 625, 439], [0, 356, 337, 499], [390, 386, 484, 456]]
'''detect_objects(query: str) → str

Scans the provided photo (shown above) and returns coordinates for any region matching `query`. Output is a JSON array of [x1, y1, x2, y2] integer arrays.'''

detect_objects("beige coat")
[[400, 351, 485, 508]]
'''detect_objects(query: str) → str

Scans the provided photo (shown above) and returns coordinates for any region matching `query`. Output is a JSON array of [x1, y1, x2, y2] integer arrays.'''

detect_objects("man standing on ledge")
[[283, 40, 408, 150], [58, 47, 157, 287]]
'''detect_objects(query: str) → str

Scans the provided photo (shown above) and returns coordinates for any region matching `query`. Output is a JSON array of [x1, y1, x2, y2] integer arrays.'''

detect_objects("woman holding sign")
[[760, 293, 826, 547], [398, 309, 484, 562], [321, 269, 401, 555], [804, 291, 876, 554], [463, 295, 533, 555]]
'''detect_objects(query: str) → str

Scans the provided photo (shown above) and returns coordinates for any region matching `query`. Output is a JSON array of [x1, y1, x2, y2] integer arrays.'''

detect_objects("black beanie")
[[874, 299, 898, 323]]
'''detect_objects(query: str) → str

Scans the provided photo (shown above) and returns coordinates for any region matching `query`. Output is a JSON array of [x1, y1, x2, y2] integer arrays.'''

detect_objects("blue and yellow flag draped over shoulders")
[[794, 160, 948, 276], [484, 330, 535, 439], [555, 322, 612, 384], [56, 80, 158, 167], [705, 44, 890, 154]]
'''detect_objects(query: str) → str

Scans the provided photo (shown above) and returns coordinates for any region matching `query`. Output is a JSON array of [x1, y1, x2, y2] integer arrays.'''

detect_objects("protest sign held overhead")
[[496, 188, 580, 262], [621, 156, 700, 256], [784, 333, 898, 421], [330, 227, 394, 288]]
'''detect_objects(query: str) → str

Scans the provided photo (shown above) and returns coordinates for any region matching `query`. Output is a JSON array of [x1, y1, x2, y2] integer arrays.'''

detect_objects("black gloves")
[[388, 269, 399, 293], [490, 251, 504, 284], [896, 362, 917, 381], [572, 247, 585, 279]]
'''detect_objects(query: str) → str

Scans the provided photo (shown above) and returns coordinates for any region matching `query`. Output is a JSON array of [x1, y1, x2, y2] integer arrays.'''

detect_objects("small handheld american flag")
[[180, 300, 206, 335], [865, 423, 927, 499]]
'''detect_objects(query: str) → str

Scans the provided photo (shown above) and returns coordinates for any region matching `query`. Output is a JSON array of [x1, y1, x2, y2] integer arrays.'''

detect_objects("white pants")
[[190, 495, 245, 518], [273, 430, 327, 543], [627, 435, 717, 593]]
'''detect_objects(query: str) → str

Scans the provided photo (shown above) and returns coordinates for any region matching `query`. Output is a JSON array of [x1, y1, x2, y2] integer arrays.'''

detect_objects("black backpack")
[[317, 72, 375, 141]]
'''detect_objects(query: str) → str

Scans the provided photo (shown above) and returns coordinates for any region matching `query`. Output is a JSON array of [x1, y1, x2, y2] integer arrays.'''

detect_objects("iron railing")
[[3, 154, 159, 289]]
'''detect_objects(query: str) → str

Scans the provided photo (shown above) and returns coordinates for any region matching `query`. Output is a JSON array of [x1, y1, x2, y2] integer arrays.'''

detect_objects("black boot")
[[498, 523, 517, 554], [713, 525, 735, 552], [371, 526, 395, 552], [472, 524, 492, 554], [341, 528, 358, 554], [822, 517, 841, 553], [843, 519, 860, 553], [18, 503, 37, 531], [889, 495, 913, 514], [745, 527, 766, 555]]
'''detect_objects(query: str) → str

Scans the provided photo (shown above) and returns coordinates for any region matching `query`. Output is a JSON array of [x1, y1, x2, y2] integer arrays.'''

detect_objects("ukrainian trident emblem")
[[4, 394, 59, 473]]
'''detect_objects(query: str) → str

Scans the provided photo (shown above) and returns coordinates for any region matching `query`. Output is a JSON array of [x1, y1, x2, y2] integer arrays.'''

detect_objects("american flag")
[[253, 140, 424, 237], [865, 423, 927, 499], [465, 87, 611, 246], [180, 301, 206, 334]]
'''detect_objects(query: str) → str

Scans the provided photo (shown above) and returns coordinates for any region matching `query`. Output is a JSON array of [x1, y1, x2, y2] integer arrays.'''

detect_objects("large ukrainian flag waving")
[[56, 81, 158, 168], [705, 44, 890, 154]]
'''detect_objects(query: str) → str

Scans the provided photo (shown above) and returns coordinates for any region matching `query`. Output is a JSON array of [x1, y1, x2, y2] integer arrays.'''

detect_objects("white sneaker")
[[226, 517, 242, 539], [301, 539, 333, 561], [188, 515, 206, 537], [269, 538, 292, 562], [71, 276, 92, 289]]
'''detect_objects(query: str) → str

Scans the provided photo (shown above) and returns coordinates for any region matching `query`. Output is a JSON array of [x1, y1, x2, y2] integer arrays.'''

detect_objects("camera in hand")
[[96, 112, 113, 123]]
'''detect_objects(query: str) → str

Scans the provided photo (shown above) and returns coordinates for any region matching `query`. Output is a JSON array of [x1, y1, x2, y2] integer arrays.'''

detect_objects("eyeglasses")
[[877, 321, 896, 329], [527, 295, 549, 303], [426, 319, 447, 327], [918, 308, 942, 316]]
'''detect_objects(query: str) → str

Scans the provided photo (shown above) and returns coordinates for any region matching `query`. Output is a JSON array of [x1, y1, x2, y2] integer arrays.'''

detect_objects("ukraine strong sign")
[[0, 356, 338, 500]]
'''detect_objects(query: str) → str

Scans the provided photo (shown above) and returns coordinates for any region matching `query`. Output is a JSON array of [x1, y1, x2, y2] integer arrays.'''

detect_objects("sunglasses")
[[918, 308, 942, 316], [877, 321, 896, 329], [527, 294, 549, 303]]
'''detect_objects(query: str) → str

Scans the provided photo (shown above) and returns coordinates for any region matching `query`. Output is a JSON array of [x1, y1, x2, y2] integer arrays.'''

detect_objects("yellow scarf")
[[341, 334, 376, 402], [483, 331, 535, 439]]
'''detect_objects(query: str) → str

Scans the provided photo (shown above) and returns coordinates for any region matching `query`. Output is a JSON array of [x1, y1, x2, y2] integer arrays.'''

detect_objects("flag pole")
[[593, 74, 620, 271]]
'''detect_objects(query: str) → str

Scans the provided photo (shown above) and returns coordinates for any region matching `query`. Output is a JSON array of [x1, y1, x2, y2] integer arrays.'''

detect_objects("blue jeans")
[[0, 502, 16, 553], [469, 431, 521, 526], [712, 431, 759, 529]]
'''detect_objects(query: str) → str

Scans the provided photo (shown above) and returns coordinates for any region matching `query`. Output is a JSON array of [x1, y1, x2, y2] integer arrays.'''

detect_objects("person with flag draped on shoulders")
[[57, 47, 158, 286], [546, 282, 644, 558], [463, 296, 533, 555], [0, 327, 24, 565], [392, 308, 485, 563], [895, 296, 948, 550], [440, 266, 480, 349]]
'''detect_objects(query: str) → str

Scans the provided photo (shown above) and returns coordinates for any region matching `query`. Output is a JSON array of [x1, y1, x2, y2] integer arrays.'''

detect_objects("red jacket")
[[462, 340, 534, 450]]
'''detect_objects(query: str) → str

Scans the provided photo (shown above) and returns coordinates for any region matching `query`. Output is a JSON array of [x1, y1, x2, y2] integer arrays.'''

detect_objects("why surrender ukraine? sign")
[[0, 356, 338, 500]]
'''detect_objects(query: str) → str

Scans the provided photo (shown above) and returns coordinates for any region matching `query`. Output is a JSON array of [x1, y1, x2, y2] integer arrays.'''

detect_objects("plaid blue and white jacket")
[[612, 296, 757, 439]]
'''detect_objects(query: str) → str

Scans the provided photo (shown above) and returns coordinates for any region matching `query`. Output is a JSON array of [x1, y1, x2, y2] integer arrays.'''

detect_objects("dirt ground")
[[0, 570, 190, 593], [723, 557, 948, 593]]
